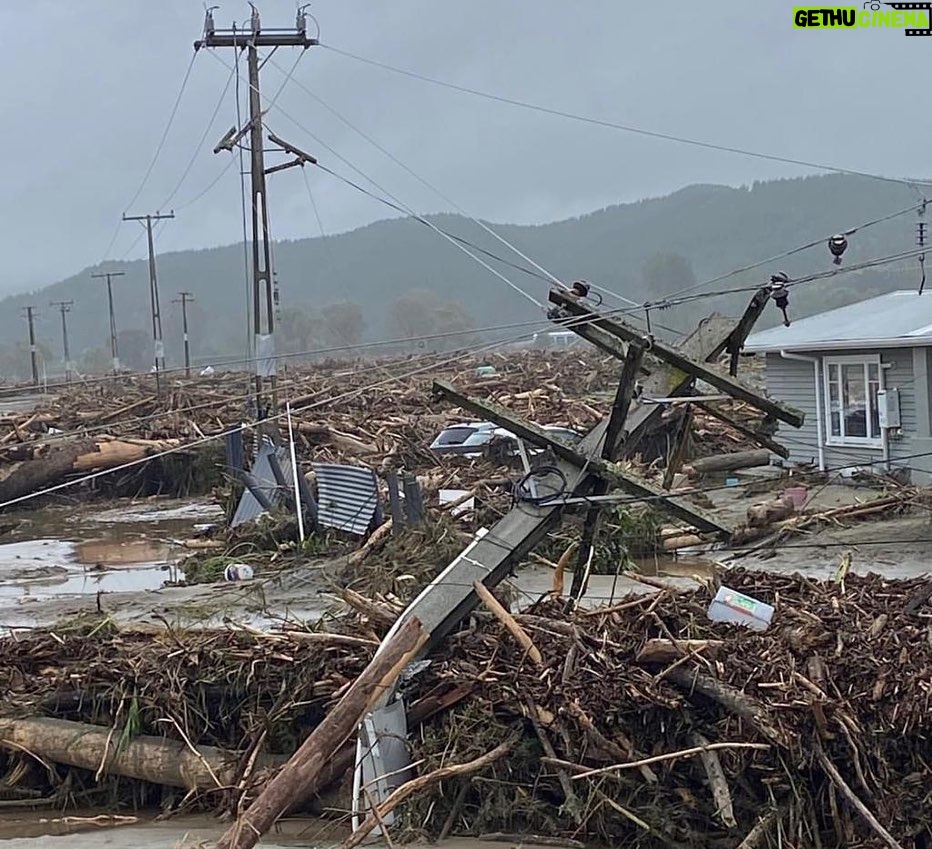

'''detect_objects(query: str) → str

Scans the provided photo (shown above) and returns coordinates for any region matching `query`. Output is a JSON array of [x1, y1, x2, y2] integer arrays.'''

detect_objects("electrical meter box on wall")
[[877, 388, 901, 429]]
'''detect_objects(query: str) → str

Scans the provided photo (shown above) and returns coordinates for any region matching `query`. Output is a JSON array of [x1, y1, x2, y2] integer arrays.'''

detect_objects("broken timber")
[[548, 288, 805, 428]]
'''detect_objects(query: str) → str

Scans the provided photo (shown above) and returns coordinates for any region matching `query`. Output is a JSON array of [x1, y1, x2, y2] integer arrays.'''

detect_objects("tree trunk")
[[0, 437, 181, 505], [215, 616, 427, 849], [683, 449, 771, 477], [0, 717, 282, 791]]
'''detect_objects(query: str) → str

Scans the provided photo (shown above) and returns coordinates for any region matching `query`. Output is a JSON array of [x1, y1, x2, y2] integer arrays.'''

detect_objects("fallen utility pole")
[[348, 289, 792, 834], [91, 270, 124, 373], [432, 379, 728, 535], [122, 211, 174, 395], [173, 291, 194, 377], [549, 288, 805, 428], [195, 6, 316, 422], [21, 306, 39, 387], [49, 300, 74, 383], [214, 616, 426, 849]]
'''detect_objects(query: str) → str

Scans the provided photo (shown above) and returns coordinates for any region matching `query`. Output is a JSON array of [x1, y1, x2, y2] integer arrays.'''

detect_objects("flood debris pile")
[[0, 348, 779, 516], [0, 623, 374, 811], [389, 570, 931, 848], [0, 569, 928, 848]]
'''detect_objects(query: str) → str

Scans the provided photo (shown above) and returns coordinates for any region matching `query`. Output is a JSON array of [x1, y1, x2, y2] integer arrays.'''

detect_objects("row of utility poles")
[[20, 6, 309, 399], [19, 276, 194, 388]]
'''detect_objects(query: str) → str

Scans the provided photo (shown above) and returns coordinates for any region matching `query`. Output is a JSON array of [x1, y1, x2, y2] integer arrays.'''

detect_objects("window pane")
[[868, 366, 881, 438], [827, 365, 841, 436], [842, 363, 867, 437]]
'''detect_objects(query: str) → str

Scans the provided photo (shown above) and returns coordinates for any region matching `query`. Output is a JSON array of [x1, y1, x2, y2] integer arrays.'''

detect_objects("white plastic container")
[[707, 586, 774, 632], [224, 563, 255, 582]]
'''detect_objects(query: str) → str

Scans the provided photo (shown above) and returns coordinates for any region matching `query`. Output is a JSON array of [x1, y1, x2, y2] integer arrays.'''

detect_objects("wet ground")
[[0, 812, 348, 847]]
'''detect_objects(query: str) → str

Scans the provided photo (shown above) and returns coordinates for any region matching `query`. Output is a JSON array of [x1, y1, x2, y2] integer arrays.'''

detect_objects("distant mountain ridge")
[[0, 172, 925, 377]]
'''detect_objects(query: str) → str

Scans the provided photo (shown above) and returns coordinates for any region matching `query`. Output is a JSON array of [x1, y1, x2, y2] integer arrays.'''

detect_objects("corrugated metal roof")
[[744, 290, 932, 353], [231, 440, 286, 528], [313, 463, 380, 536]]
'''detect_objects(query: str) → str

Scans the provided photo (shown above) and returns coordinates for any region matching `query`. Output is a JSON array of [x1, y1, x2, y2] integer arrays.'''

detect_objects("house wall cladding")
[[763, 347, 932, 483]]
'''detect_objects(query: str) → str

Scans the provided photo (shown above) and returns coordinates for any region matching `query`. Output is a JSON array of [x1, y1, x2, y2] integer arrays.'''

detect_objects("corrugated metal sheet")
[[231, 440, 286, 527], [745, 291, 932, 353], [313, 463, 380, 536]]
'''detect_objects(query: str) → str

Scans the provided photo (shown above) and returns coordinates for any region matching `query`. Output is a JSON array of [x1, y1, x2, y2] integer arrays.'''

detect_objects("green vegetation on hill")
[[0, 172, 925, 379]]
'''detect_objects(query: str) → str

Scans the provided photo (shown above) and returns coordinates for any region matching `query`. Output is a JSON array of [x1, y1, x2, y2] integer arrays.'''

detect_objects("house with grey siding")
[[742, 290, 932, 483]]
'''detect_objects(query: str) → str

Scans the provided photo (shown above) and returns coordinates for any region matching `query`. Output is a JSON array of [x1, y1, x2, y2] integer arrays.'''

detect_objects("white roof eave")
[[745, 336, 932, 354]]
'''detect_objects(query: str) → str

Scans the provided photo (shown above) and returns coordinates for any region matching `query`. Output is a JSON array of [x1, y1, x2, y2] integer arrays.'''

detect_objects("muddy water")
[[0, 499, 224, 628]]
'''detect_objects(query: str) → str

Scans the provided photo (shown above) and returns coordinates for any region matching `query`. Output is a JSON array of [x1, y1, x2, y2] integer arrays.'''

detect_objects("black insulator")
[[770, 279, 791, 327], [570, 280, 590, 299], [828, 234, 848, 265]]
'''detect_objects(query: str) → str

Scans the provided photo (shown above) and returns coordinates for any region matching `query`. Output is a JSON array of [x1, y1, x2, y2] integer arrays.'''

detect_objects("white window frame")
[[822, 354, 883, 449]]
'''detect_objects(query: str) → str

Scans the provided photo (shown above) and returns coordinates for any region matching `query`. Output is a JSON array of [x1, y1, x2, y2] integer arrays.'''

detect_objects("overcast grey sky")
[[2, 1, 928, 293]]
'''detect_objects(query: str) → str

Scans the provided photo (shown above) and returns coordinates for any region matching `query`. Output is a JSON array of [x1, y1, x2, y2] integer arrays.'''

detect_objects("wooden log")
[[666, 667, 790, 749], [683, 449, 772, 477], [473, 580, 543, 665], [0, 717, 283, 791], [0, 437, 182, 506], [214, 616, 426, 849], [691, 731, 736, 828], [747, 496, 795, 528], [661, 533, 704, 551], [636, 639, 723, 664]]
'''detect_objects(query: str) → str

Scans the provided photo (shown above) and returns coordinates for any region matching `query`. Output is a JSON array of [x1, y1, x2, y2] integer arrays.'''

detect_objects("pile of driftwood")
[[391, 569, 931, 849], [0, 349, 781, 510], [0, 568, 928, 849]]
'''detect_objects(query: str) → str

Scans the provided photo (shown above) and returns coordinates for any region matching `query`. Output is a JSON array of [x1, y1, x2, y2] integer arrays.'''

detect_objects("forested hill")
[[0, 172, 925, 378]]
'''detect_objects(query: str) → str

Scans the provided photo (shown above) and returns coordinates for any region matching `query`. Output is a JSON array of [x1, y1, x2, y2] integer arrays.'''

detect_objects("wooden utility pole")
[[173, 291, 194, 377], [122, 212, 174, 394], [50, 300, 74, 383], [195, 6, 316, 421], [21, 306, 39, 387], [91, 270, 125, 373]]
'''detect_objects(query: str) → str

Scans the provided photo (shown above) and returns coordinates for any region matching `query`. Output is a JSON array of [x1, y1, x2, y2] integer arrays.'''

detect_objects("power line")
[[201, 48, 546, 311], [269, 55, 573, 297], [158, 63, 237, 211], [659, 202, 926, 303], [320, 43, 932, 191]]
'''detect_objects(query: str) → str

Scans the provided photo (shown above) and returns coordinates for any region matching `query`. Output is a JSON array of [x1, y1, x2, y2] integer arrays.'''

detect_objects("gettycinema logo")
[[794, 3, 932, 34]]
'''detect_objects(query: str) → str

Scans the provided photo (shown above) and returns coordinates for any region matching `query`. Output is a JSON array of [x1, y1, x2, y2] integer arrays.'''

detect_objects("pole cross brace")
[[548, 288, 805, 429]]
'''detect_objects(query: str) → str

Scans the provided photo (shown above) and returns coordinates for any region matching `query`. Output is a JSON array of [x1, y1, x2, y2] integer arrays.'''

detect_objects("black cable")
[[321, 43, 932, 192], [513, 465, 568, 506]]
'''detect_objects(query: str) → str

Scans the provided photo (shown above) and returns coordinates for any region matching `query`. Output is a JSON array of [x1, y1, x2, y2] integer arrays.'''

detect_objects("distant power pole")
[[122, 211, 174, 394], [173, 291, 194, 377], [21, 306, 39, 386], [91, 270, 125, 373], [196, 6, 317, 420], [50, 300, 74, 383]]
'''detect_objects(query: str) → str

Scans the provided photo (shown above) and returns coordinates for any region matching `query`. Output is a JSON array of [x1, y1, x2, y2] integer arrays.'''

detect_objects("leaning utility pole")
[[195, 6, 316, 420], [91, 270, 125, 373], [21, 306, 39, 387], [122, 212, 174, 394], [50, 300, 74, 383], [173, 291, 194, 377]]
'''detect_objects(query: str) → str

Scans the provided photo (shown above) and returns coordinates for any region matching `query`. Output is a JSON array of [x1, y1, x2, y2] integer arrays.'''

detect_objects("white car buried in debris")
[[429, 421, 583, 459]]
